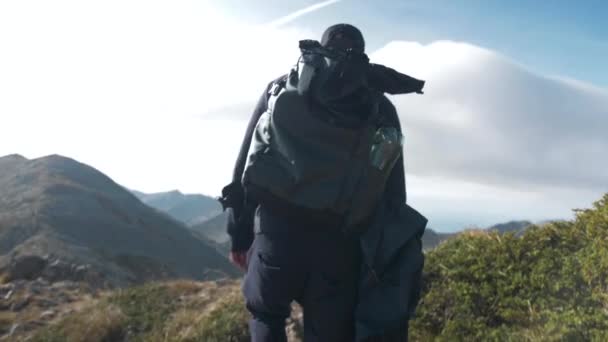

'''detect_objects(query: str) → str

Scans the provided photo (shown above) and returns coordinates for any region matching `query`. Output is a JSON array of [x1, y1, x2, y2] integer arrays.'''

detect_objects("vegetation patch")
[[190, 290, 250, 342], [29, 280, 249, 342], [31, 303, 125, 342], [410, 194, 608, 341]]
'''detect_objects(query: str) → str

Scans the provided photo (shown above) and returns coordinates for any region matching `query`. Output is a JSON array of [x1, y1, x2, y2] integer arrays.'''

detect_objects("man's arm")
[[220, 76, 286, 254]]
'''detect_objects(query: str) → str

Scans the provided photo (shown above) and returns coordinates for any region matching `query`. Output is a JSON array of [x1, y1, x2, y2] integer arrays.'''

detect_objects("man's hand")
[[230, 251, 249, 271]]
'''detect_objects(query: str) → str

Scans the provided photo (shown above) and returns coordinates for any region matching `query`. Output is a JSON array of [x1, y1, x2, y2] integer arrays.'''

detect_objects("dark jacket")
[[356, 199, 427, 340], [222, 74, 407, 252]]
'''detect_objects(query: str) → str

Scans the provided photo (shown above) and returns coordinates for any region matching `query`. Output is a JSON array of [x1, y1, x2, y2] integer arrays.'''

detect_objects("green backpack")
[[242, 78, 403, 232]]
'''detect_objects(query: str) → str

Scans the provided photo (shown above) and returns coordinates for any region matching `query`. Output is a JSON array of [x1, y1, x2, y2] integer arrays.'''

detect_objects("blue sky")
[[214, 0, 607, 87]]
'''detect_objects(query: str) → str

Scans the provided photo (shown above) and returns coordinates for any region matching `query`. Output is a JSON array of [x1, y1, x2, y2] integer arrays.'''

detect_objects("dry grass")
[[159, 282, 248, 342], [31, 303, 125, 342], [0, 311, 17, 334], [27, 280, 250, 342]]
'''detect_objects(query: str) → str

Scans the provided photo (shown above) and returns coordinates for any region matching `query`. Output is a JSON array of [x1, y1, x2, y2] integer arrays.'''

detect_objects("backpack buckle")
[[269, 83, 281, 96]]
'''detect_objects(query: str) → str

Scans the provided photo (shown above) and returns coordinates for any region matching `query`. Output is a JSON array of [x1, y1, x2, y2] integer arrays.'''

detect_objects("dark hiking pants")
[[243, 205, 361, 342]]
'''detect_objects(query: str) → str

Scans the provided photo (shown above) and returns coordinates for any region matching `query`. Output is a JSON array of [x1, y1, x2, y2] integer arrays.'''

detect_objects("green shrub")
[[410, 194, 608, 341]]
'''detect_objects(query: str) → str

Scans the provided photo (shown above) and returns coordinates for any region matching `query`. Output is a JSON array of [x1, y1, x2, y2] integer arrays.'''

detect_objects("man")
[[220, 24, 424, 342]]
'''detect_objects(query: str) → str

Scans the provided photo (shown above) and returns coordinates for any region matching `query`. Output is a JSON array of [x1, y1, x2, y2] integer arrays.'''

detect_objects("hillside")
[[421, 228, 455, 250], [190, 213, 229, 244], [15, 194, 607, 341], [133, 190, 222, 226], [0, 154, 237, 287], [410, 194, 608, 341]]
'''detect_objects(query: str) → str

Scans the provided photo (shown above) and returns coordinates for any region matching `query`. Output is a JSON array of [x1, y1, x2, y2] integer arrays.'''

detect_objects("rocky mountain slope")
[[0, 154, 237, 287]]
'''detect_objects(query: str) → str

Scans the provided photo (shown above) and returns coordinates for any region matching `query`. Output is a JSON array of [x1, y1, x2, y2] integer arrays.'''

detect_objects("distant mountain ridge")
[[422, 220, 534, 250], [487, 220, 532, 235], [131, 181, 535, 252], [0, 154, 237, 287], [132, 189, 222, 226]]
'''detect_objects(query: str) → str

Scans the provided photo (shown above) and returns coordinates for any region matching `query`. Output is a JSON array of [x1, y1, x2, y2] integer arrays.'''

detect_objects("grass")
[[185, 289, 249, 342], [107, 283, 176, 339], [0, 311, 17, 335], [28, 280, 250, 342], [31, 304, 125, 342]]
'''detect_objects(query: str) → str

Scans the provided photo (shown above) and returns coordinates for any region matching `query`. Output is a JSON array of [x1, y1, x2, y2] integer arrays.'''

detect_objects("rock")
[[74, 264, 91, 280], [42, 259, 72, 281], [10, 280, 27, 291], [0, 283, 14, 293], [7, 323, 19, 338], [10, 296, 30, 311], [7, 255, 48, 281], [35, 298, 59, 308], [28, 283, 43, 295], [0, 301, 11, 310], [51, 280, 78, 290], [35, 277, 50, 286], [8, 320, 46, 335], [40, 310, 56, 320], [41, 260, 93, 282], [3, 290, 12, 300], [51, 291, 74, 304]]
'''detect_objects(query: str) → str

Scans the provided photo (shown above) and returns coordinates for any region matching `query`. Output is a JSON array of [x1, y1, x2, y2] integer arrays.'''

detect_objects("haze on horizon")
[[1, 0, 606, 232]]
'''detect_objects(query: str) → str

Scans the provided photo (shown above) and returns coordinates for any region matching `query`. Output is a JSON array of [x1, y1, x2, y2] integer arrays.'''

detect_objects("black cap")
[[321, 23, 365, 53]]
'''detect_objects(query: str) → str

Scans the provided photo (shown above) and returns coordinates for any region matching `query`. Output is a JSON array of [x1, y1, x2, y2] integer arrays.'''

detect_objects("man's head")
[[321, 23, 365, 54], [293, 23, 370, 112]]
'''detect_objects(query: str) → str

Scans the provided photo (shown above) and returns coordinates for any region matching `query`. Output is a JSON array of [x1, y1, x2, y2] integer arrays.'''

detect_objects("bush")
[[410, 194, 608, 341]]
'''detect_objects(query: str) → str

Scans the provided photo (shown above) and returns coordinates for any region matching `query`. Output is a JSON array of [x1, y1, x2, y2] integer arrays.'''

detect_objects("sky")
[[0, 0, 606, 231]]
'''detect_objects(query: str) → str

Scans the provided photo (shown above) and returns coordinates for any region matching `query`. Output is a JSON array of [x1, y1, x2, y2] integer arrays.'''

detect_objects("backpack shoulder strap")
[[367, 90, 386, 128], [267, 74, 289, 113]]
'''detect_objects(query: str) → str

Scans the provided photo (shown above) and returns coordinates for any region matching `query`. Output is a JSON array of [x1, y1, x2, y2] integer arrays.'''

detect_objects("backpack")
[[241, 73, 403, 232]]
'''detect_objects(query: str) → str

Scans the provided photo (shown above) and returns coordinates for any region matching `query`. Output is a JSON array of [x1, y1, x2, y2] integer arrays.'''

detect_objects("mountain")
[[190, 212, 230, 256], [421, 228, 455, 251], [133, 189, 222, 226], [486, 220, 532, 235], [132, 190, 228, 252], [190, 212, 229, 244], [0, 154, 237, 287], [422, 220, 534, 250]]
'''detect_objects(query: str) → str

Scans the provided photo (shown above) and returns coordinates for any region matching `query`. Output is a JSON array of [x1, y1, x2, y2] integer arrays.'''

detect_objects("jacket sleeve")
[[368, 63, 425, 95], [379, 95, 407, 207], [220, 80, 275, 252]]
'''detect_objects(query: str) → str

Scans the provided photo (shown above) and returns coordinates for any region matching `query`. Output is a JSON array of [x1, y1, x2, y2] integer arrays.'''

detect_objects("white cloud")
[[370, 41, 608, 192], [366, 41, 608, 229]]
